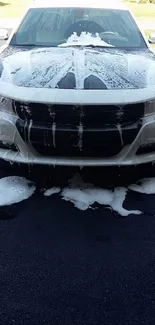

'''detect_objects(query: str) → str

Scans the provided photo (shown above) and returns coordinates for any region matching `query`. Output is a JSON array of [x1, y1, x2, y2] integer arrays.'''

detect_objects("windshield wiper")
[[12, 43, 37, 47], [58, 43, 113, 48], [12, 44, 56, 47], [60, 44, 101, 48]]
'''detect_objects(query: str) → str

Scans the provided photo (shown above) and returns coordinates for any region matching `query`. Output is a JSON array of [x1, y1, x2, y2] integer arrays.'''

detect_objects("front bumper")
[[0, 112, 155, 166]]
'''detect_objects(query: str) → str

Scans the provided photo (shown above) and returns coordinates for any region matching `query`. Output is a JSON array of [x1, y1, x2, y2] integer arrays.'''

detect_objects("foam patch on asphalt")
[[0, 176, 36, 206], [3, 173, 152, 216], [44, 187, 61, 197], [128, 178, 155, 194], [43, 173, 141, 216], [61, 174, 141, 216]]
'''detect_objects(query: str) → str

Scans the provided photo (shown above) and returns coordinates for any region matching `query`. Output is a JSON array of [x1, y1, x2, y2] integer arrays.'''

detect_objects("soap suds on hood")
[[1, 43, 155, 91], [0, 176, 35, 206]]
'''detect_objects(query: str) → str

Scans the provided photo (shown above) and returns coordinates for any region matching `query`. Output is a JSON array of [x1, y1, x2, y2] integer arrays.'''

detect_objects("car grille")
[[13, 100, 144, 158], [13, 101, 145, 127]]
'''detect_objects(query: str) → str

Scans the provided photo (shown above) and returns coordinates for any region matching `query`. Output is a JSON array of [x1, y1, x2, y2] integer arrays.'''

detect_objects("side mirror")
[[149, 32, 155, 44], [0, 28, 8, 41]]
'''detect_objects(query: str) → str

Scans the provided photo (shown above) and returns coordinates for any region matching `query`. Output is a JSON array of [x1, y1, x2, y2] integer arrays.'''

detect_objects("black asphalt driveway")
[[0, 164, 154, 325]]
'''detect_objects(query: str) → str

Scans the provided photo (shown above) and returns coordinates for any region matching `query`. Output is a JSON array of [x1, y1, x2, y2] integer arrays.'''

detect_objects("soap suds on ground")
[[0, 176, 35, 206], [43, 173, 143, 216], [61, 175, 141, 216], [1, 174, 155, 216], [128, 177, 155, 194], [44, 187, 61, 197]]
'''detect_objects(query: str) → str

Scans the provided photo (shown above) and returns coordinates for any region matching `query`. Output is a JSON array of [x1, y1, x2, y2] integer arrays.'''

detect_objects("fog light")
[[136, 143, 155, 155], [0, 141, 18, 152]]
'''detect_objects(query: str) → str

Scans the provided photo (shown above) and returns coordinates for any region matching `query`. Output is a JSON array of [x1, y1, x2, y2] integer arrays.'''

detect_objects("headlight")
[[0, 58, 3, 77], [0, 96, 14, 114]]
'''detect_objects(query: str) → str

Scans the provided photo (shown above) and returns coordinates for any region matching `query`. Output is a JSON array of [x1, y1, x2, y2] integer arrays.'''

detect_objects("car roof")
[[30, 0, 127, 10]]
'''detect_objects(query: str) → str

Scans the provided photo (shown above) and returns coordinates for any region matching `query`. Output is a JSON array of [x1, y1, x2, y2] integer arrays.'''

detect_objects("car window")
[[10, 7, 147, 48]]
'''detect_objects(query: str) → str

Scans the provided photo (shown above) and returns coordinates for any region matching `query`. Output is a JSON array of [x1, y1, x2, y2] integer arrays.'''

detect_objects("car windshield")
[[10, 7, 147, 48]]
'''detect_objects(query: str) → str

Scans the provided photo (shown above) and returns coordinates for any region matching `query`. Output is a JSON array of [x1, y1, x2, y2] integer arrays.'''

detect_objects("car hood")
[[1, 45, 155, 90]]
